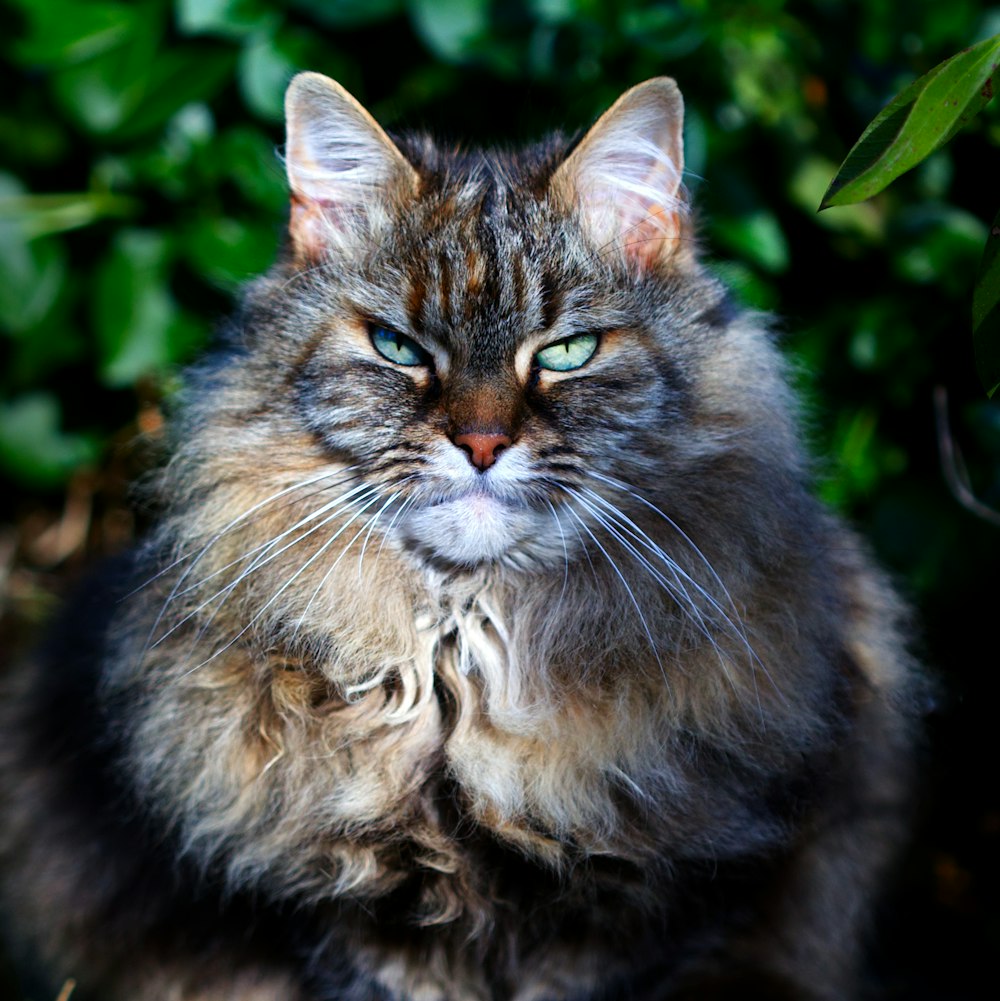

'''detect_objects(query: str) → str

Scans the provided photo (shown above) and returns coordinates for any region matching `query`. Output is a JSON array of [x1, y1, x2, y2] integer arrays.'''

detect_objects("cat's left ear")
[[284, 72, 419, 261], [551, 79, 687, 271]]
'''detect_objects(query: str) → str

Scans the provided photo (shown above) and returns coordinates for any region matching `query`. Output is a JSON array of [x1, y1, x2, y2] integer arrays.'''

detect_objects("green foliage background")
[[1, 0, 999, 997]]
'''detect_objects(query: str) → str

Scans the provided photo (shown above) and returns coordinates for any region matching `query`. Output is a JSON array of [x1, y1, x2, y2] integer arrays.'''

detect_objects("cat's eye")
[[369, 325, 429, 367], [534, 333, 599, 372]]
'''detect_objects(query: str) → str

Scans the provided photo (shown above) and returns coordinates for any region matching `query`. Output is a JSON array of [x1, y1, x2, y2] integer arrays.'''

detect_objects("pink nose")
[[453, 431, 511, 471]]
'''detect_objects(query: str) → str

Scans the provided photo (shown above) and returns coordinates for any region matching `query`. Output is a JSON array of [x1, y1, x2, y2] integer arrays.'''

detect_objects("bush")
[[1, 1, 998, 996]]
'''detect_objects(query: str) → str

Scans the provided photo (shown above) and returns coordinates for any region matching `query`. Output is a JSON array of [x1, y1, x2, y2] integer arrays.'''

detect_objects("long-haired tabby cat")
[[0, 74, 922, 1001]]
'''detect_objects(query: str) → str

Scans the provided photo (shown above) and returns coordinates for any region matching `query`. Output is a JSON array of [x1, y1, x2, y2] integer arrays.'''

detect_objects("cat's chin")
[[397, 493, 549, 568]]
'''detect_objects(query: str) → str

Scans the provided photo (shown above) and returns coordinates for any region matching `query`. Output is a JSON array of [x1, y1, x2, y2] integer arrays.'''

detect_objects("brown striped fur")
[[0, 76, 922, 1001]]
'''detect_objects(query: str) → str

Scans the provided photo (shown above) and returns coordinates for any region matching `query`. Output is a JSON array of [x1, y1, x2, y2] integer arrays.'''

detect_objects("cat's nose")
[[452, 431, 511, 471]]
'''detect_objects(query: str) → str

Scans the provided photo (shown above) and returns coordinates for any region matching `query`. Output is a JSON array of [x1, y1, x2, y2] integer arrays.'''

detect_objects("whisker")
[[585, 471, 784, 706], [576, 488, 729, 635], [131, 466, 357, 602], [566, 488, 740, 698], [565, 488, 712, 635], [544, 498, 570, 605], [372, 492, 418, 570], [289, 494, 395, 651], [357, 492, 402, 579], [150, 484, 380, 652], [586, 471, 746, 631], [173, 481, 374, 600], [182, 491, 386, 677], [543, 483, 598, 582], [137, 466, 358, 663], [561, 502, 666, 680]]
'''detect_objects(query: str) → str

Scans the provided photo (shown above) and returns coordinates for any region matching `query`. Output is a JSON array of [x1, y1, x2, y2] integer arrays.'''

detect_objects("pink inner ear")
[[621, 200, 683, 270], [551, 81, 686, 271], [592, 138, 684, 267], [283, 74, 420, 261], [578, 168, 684, 271], [289, 195, 330, 262], [289, 192, 351, 261]]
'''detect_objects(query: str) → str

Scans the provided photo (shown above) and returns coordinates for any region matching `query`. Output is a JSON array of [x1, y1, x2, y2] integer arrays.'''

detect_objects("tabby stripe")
[[438, 251, 452, 327], [511, 253, 526, 316], [406, 274, 427, 334], [540, 273, 563, 330]]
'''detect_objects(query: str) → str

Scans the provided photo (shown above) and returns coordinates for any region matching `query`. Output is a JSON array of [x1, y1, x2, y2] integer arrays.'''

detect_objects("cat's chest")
[[405, 592, 664, 859]]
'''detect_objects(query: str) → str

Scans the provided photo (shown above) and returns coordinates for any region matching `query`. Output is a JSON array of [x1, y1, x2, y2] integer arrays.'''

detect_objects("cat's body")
[[1, 77, 921, 1001]]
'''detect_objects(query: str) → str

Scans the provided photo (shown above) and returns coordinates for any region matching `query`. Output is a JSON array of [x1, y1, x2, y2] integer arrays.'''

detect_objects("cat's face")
[[232, 74, 728, 573], [288, 193, 701, 571]]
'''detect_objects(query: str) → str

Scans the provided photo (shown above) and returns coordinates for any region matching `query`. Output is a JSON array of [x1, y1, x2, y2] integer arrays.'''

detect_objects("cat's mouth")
[[394, 485, 551, 568], [383, 441, 570, 568]]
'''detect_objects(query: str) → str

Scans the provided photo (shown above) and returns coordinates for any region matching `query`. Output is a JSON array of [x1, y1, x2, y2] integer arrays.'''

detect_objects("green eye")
[[370, 325, 429, 367], [534, 333, 599, 372]]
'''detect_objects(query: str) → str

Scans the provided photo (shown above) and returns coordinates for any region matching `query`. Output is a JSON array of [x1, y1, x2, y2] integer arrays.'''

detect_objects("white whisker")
[[357, 492, 401, 580], [149, 485, 381, 651], [586, 471, 747, 631], [183, 490, 386, 677], [561, 501, 666, 680], [565, 488, 711, 635], [544, 498, 570, 605], [173, 481, 374, 600], [585, 471, 784, 707], [566, 487, 740, 698], [372, 492, 418, 570], [290, 493, 399, 650], [137, 466, 358, 663], [576, 487, 730, 635]]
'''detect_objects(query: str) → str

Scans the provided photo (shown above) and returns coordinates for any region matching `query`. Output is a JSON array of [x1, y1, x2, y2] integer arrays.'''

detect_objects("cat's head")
[[211, 74, 797, 576]]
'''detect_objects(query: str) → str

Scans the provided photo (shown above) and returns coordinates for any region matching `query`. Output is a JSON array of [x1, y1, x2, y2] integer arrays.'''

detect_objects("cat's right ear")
[[551, 78, 688, 271], [284, 73, 418, 262]]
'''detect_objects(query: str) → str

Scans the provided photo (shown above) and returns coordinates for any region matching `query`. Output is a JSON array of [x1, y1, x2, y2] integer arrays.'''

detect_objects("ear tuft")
[[284, 73, 418, 261], [551, 78, 687, 270]]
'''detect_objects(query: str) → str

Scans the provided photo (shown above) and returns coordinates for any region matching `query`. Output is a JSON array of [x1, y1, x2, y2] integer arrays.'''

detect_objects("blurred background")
[[0, 0, 998, 997]]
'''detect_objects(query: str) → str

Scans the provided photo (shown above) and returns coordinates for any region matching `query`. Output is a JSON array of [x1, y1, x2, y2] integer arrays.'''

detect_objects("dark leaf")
[[822, 32, 1000, 208], [0, 393, 98, 487]]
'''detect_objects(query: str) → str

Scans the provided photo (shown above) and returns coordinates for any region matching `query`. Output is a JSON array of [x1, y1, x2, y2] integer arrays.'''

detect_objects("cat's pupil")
[[370, 324, 427, 367], [535, 332, 599, 372]]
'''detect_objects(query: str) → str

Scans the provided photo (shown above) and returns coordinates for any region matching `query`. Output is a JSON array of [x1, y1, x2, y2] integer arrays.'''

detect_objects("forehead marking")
[[511, 253, 527, 318], [465, 248, 483, 314], [438, 251, 453, 329], [406, 272, 427, 333], [540, 273, 563, 331]]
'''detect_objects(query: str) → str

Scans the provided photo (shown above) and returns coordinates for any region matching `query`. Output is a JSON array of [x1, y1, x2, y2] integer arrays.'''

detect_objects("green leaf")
[[0, 393, 98, 488], [0, 191, 136, 239], [821, 32, 1000, 209], [891, 205, 988, 293], [409, 0, 491, 62], [0, 231, 65, 337], [184, 216, 280, 289], [177, 0, 272, 39], [974, 209, 1000, 397], [790, 157, 884, 239], [238, 32, 300, 121], [705, 261, 779, 311], [47, 3, 233, 140], [49, 9, 162, 133], [711, 211, 789, 274], [219, 127, 287, 210], [112, 48, 235, 140], [93, 229, 202, 386], [9, 0, 140, 66], [0, 175, 69, 336]]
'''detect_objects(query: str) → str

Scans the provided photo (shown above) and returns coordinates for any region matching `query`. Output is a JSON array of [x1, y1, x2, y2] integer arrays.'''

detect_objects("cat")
[[0, 74, 923, 1001]]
